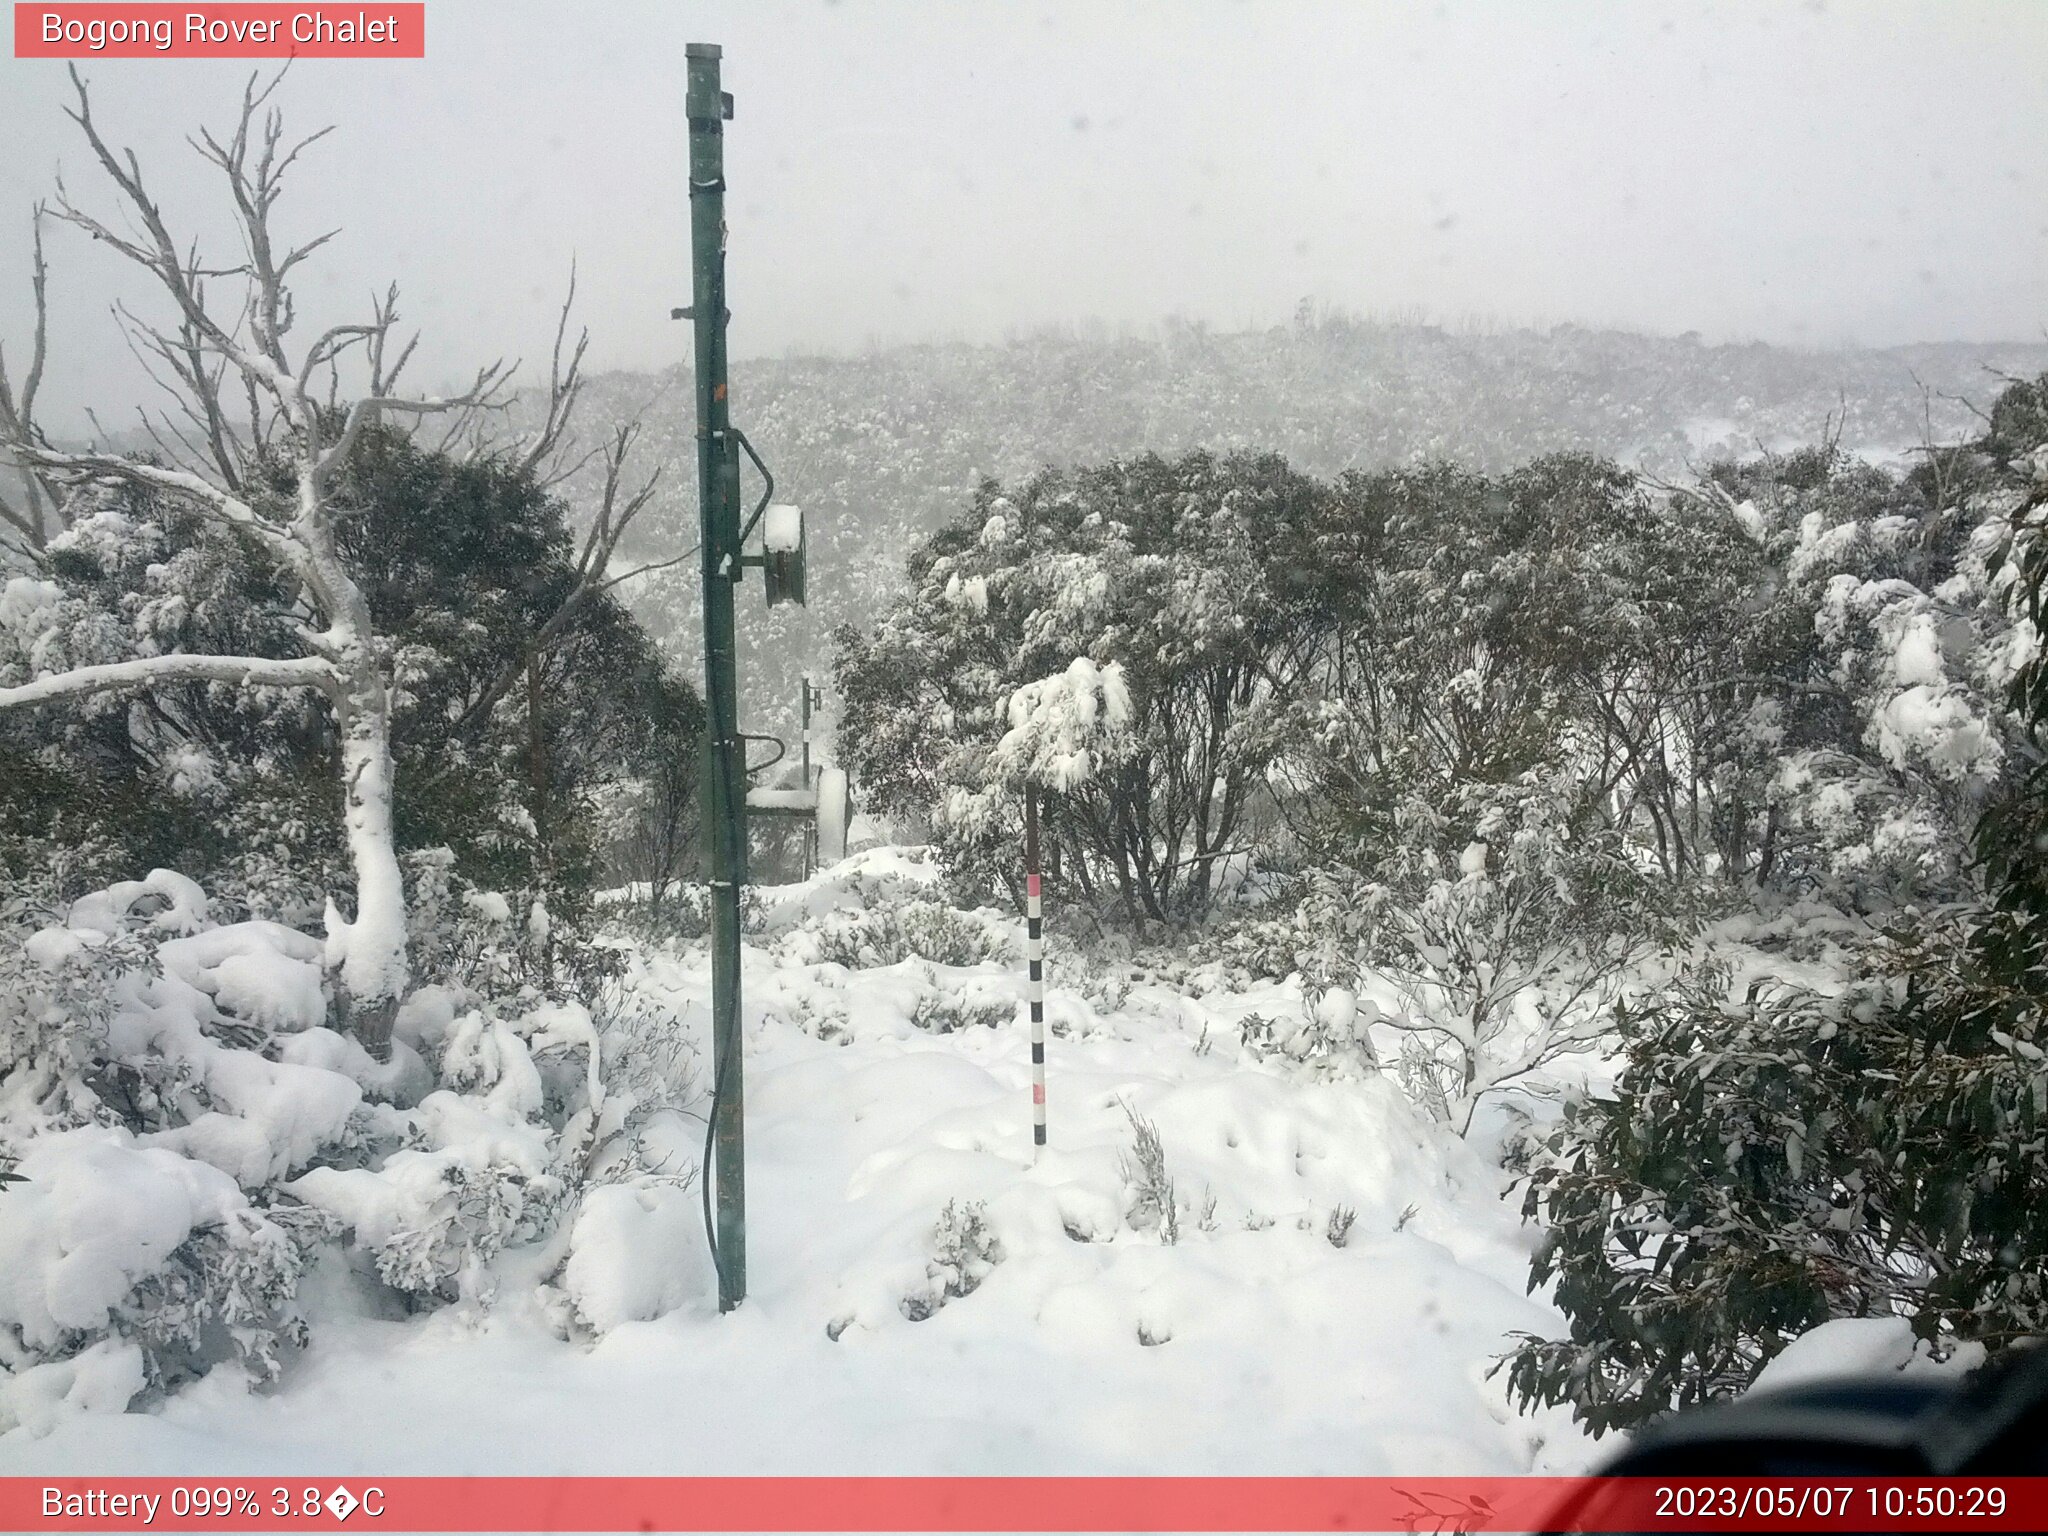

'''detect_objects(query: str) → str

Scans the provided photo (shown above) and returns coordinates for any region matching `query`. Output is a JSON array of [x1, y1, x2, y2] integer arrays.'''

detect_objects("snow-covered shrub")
[[1207, 907, 1305, 989], [0, 1126, 328, 1409], [0, 884, 152, 1134], [0, 874, 374, 1408], [776, 987, 852, 1045], [909, 989, 1014, 1035], [557, 1179, 700, 1334], [573, 975, 702, 1185], [402, 846, 555, 996], [290, 939, 682, 1311], [1292, 776, 1670, 1132], [1116, 1100, 1179, 1245], [291, 997, 577, 1307], [1505, 915, 2048, 1438], [799, 898, 1014, 970], [1236, 1010, 1279, 1054], [620, 881, 766, 944], [1233, 985, 1380, 1077], [900, 1199, 1002, 1321], [605, 881, 713, 944], [0, 860, 651, 1418]]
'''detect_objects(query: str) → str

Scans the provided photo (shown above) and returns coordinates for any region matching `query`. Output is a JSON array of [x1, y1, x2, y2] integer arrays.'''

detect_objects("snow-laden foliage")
[[899, 1199, 1003, 1322], [1680, 444, 2027, 902], [569, 317, 2048, 754], [1504, 911, 2048, 1438], [792, 898, 1017, 972], [1115, 1101, 1180, 1246], [0, 861, 693, 1433], [0, 485, 336, 915], [991, 657, 1137, 792], [0, 873, 356, 1412], [841, 433, 2031, 939], [0, 434, 700, 940], [838, 453, 1336, 923], [1507, 375, 2048, 1436], [1282, 775, 1671, 1133]]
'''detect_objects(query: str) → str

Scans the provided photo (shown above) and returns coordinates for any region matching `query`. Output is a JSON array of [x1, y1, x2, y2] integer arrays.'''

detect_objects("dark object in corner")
[[1541, 1343, 2048, 1533]]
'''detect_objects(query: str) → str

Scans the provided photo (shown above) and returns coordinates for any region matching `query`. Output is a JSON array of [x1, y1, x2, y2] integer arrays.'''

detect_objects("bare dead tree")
[[0, 69, 656, 1057], [0, 210, 62, 555]]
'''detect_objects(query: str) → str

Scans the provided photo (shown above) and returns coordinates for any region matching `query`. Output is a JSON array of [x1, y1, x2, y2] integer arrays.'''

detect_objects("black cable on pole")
[[685, 42, 748, 1311], [697, 573, 746, 1296]]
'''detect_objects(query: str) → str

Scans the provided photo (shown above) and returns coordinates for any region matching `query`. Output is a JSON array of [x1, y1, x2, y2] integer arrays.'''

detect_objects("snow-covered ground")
[[0, 850, 1595, 1478]]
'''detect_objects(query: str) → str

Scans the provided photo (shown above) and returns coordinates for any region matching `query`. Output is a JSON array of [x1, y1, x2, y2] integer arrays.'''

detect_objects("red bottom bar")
[[5, 1476, 2046, 1533]]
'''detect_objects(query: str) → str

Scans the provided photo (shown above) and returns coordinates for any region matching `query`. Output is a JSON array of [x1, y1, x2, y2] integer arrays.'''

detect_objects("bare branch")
[[110, 302, 250, 486], [517, 262, 590, 484], [364, 284, 417, 396], [596, 544, 698, 593], [451, 423, 662, 736], [295, 321, 381, 399], [313, 359, 513, 488], [17, 211, 47, 427], [0, 208, 63, 549]]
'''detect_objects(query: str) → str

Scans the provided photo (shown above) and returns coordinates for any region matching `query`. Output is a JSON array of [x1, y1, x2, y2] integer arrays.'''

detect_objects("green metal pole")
[[687, 41, 746, 1312]]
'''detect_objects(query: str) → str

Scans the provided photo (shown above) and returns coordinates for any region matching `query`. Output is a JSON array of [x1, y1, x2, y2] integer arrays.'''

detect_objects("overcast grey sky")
[[2, 0, 2043, 426]]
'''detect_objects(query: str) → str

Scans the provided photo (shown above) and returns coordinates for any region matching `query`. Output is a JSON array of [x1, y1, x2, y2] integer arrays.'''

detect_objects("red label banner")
[[14, 5, 425, 58], [3, 1476, 2047, 1532]]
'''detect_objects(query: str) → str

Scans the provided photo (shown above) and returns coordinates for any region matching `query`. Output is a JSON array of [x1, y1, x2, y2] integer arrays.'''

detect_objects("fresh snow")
[[994, 658, 1134, 791], [0, 849, 1593, 1476], [1748, 1317, 1986, 1396], [744, 787, 818, 812], [815, 766, 850, 863], [763, 503, 803, 553], [0, 1339, 149, 1442], [0, 1131, 250, 1351], [561, 1184, 700, 1334]]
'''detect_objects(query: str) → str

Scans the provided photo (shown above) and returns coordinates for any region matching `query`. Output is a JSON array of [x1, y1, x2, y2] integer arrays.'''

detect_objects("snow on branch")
[[992, 657, 1136, 791], [18, 446, 297, 557], [0, 650, 337, 709]]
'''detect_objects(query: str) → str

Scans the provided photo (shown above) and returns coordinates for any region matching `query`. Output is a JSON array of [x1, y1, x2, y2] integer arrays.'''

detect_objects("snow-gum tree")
[[0, 72, 647, 1057]]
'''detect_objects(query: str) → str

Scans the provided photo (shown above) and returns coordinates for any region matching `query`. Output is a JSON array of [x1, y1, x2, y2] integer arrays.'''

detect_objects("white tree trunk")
[[327, 648, 409, 1062]]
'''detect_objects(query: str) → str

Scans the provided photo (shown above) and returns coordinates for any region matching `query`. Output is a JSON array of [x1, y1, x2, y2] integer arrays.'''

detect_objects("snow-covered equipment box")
[[760, 503, 805, 606], [743, 764, 850, 863]]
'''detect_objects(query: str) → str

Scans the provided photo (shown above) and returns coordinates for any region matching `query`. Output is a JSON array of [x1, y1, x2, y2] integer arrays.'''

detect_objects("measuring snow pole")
[[1025, 787, 1047, 1155], [685, 41, 747, 1313]]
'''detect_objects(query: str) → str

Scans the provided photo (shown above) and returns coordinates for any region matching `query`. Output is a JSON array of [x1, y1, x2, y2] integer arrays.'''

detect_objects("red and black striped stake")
[[1025, 786, 1047, 1153]]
